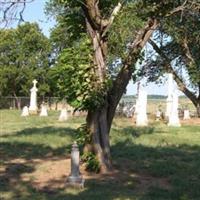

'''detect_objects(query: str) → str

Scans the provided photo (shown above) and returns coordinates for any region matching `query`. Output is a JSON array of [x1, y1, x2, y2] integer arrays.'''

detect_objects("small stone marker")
[[66, 142, 84, 188], [155, 109, 161, 121], [29, 79, 38, 114], [21, 106, 29, 117], [183, 110, 190, 120], [40, 103, 48, 117], [59, 107, 68, 121]]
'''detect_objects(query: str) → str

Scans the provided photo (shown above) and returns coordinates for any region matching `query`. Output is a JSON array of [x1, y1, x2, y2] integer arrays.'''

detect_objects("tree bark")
[[13, 92, 21, 110], [86, 102, 112, 173]]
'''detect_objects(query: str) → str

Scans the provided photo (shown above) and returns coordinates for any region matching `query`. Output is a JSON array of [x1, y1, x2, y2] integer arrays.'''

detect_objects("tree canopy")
[[0, 22, 51, 98], [140, 5, 200, 115]]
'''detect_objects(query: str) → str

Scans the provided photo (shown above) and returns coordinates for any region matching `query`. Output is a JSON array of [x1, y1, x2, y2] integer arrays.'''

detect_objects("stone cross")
[[136, 89, 148, 126], [67, 142, 84, 187], [33, 79, 38, 87], [168, 92, 181, 127], [29, 79, 38, 114]]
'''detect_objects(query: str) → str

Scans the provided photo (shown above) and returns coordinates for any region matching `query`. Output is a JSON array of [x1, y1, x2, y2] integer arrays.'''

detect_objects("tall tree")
[[46, 0, 198, 172], [0, 22, 51, 107]]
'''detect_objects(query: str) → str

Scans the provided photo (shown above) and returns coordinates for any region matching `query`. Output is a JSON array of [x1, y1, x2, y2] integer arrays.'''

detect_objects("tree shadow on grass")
[[1, 142, 199, 200], [1, 126, 200, 200], [122, 126, 155, 137], [112, 141, 200, 200], [2, 126, 76, 137]]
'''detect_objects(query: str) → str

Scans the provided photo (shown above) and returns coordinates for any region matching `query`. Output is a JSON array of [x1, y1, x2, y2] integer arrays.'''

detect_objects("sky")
[[1, 0, 182, 96]]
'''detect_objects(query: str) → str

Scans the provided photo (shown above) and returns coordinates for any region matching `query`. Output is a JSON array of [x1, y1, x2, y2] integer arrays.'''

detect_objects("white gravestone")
[[40, 103, 48, 117], [168, 92, 181, 127], [183, 110, 190, 120], [21, 106, 29, 117], [59, 108, 68, 121], [136, 90, 148, 126], [156, 109, 161, 121], [67, 142, 84, 187], [29, 80, 38, 113], [166, 73, 174, 118]]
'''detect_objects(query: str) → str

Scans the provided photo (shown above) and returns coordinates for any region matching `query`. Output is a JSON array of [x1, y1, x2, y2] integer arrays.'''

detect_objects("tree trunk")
[[13, 92, 21, 110], [82, 2, 158, 172], [196, 101, 200, 117], [85, 102, 112, 173]]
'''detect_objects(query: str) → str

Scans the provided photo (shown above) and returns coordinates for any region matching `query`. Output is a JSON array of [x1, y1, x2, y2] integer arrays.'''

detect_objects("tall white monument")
[[166, 73, 174, 118], [168, 92, 181, 127], [29, 79, 38, 114], [136, 89, 148, 126]]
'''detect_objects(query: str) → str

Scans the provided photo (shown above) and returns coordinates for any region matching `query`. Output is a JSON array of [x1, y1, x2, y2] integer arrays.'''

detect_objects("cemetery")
[[0, 0, 200, 200]]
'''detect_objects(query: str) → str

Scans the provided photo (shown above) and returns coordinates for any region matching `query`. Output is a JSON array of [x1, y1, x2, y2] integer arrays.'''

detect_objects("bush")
[[81, 152, 100, 173]]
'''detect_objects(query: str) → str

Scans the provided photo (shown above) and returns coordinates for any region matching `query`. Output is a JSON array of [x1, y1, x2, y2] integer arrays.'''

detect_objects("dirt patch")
[[18, 157, 171, 194], [180, 118, 200, 125]]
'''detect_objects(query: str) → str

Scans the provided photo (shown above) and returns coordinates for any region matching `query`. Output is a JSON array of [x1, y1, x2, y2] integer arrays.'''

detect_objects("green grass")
[[0, 110, 200, 200]]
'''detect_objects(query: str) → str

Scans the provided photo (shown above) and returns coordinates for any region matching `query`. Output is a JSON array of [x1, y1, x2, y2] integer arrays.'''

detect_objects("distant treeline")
[[121, 95, 186, 102]]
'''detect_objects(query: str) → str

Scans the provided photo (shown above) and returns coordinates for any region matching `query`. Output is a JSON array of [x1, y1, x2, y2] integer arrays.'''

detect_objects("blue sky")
[[23, 0, 55, 37], [2, 0, 179, 96]]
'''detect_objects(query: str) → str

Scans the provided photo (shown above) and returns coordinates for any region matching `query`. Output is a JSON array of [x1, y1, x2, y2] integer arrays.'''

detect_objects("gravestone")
[[21, 106, 29, 117], [136, 90, 148, 126], [59, 107, 68, 121], [183, 110, 190, 120], [29, 79, 38, 114], [168, 92, 181, 127], [155, 109, 161, 121], [40, 103, 48, 117], [166, 73, 173, 118], [66, 142, 84, 188]]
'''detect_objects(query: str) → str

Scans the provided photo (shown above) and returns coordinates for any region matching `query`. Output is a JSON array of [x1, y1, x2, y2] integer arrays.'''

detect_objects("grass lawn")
[[0, 110, 200, 200]]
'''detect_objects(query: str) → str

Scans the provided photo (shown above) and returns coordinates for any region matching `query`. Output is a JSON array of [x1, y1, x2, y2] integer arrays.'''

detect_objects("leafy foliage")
[[50, 35, 110, 110], [141, 6, 200, 95], [81, 152, 100, 173], [75, 123, 91, 146], [0, 22, 51, 97]]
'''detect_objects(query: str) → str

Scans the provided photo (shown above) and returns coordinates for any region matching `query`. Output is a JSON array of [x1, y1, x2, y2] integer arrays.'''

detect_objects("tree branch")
[[107, 18, 158, 128], [102, 2, 122, 37], [149, 39, 198, 106], [0, 0, 34, 26], [84, 0, 109, 29]]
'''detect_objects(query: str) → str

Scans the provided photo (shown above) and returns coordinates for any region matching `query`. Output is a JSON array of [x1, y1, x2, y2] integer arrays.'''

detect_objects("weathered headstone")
[[155, 109, 161, 121], [21, 106, 29, 117], [66, 142, 84, 188], [59, 107, 68, 121], [183, 109, 190, 120], [166, 73, 173, 118], [136, 90, 148, 126], [168, 92, 181, 127], [29, 79, 38, 114], [40, 103, 48, 117]]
